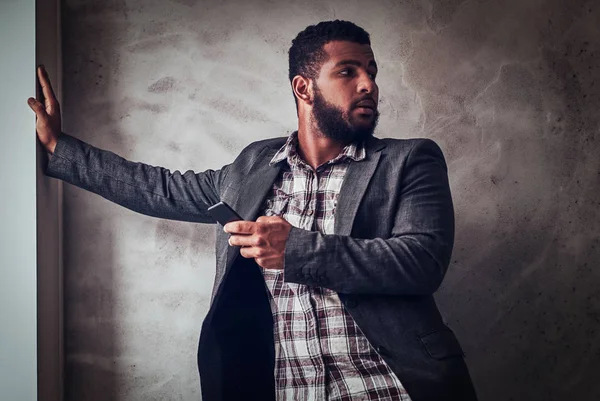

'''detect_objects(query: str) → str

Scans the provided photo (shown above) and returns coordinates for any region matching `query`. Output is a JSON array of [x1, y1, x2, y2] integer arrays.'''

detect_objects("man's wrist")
[[46, 133, 61, 154]]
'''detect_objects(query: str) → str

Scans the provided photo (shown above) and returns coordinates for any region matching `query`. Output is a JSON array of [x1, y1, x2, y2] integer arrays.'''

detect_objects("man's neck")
[[296, 119, 350, 170]]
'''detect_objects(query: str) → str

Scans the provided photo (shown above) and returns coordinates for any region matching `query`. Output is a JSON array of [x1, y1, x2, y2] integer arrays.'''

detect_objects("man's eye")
[[339, 69, 352, 76]]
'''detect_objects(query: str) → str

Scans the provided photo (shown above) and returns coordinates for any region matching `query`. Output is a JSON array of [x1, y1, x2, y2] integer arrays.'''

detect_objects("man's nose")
[[357, 72, 377, 94]]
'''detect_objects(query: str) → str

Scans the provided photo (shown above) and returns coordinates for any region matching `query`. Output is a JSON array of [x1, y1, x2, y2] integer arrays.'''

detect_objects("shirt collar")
[[269, 131, 366, 167]]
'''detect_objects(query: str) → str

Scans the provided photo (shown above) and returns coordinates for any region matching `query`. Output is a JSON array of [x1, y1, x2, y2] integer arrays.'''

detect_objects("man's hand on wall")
[[27, 66, 61, 154], [224, 216, 292, 270]]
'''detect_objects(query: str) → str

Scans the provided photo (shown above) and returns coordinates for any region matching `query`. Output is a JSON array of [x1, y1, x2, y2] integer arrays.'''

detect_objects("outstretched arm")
[[29, 66, 225, 223], [46, 134, 228, 223]]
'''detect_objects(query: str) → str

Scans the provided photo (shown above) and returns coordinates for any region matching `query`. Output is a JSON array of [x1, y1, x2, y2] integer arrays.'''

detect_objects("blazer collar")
[[227, 133, 385, 233]]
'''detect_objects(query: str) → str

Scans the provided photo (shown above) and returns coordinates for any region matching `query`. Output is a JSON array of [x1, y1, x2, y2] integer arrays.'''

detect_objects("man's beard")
[[311, 86, 380, 143]]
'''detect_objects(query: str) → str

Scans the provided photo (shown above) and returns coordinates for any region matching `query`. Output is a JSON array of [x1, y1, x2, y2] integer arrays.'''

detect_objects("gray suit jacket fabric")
[[46, 132, 478, 401]]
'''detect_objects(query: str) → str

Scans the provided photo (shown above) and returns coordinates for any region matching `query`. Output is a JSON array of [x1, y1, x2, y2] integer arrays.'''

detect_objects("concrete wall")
[[0, 1, 37, 400], [61, 0, 600, 400]]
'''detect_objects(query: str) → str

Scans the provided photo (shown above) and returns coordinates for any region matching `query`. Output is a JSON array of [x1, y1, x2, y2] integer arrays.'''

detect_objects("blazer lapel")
[[334, 135, 386, 236], [223, 145, 283, 271]]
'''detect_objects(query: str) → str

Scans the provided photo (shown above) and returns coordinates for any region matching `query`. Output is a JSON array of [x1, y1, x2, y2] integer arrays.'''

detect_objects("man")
[[29, 20, 477, 401]]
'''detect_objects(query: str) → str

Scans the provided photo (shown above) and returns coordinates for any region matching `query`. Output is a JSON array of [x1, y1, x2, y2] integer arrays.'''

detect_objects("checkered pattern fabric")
[[259, 131, 412, 401]]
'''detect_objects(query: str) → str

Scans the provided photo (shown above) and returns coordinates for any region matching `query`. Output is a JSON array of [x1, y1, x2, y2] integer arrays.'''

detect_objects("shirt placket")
[[295, 162, 327, 398]]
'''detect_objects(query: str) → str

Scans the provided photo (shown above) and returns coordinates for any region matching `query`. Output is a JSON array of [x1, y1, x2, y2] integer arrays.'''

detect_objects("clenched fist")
[[27, 66, 61, 154]]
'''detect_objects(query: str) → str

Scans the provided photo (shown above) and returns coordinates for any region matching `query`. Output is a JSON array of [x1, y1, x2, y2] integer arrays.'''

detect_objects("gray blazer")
[[46, 132, 478, 401]]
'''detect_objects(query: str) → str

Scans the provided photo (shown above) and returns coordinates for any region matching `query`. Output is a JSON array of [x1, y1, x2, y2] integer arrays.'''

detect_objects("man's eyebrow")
[[334, 59, 378, 70]]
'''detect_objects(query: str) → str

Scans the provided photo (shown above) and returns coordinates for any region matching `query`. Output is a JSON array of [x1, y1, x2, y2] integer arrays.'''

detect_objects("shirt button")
[[307, 209, 314, 216], [376, 345, 389, 356]]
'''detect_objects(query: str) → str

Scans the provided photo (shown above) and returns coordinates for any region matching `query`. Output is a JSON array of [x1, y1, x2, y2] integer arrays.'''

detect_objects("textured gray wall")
[[62, 0, 600, 400]]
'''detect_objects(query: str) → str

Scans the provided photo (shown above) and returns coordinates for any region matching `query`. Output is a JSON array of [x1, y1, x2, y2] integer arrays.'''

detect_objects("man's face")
[[311, 40, 380, 142]]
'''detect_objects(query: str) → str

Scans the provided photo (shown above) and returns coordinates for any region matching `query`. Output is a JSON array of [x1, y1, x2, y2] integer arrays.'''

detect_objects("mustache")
[[352, 95, 378, 110]]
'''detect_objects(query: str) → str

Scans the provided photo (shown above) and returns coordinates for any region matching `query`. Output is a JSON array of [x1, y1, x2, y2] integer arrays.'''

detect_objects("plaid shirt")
[[260, 131, 412, 401]]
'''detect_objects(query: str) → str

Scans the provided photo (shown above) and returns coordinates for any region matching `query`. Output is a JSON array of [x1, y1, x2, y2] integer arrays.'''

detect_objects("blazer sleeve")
[[45, 133, 229, 223], [282, 138, 455, 296]]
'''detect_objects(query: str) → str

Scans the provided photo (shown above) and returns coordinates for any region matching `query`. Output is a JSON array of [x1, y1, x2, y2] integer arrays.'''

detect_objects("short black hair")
[[288, 20, 371, 108]]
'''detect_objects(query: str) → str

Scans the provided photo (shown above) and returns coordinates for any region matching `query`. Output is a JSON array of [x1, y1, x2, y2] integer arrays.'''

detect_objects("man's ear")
[[292, 75, 313, 106]]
